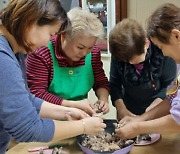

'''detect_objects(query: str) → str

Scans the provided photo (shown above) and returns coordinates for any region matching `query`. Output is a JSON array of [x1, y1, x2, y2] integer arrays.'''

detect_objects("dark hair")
[[0, 0, 70, 52], [147, 3, 180, 43], [109, 18, 146, 62]]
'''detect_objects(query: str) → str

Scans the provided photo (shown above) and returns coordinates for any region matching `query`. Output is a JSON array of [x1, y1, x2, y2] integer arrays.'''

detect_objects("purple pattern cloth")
[[169, 64, 180, 125], [167, 93, 177, 103], [134, 63, 144, 75], [170, 89, 180, 125]]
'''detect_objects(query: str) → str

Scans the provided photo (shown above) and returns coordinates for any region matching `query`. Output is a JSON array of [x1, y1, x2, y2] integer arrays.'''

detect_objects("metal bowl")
[[77, 119, 135, 154]]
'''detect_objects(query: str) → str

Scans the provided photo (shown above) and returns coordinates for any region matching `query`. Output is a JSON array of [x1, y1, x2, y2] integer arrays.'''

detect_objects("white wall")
[[128, 0, 180, 28]]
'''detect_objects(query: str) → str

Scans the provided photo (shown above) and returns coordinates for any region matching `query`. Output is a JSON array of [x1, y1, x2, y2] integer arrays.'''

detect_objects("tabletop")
[[7, 133, 180, 154]]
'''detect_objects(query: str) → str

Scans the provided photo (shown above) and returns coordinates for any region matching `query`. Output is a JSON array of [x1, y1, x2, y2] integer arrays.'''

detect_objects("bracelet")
[[81, 120, 86, 134]]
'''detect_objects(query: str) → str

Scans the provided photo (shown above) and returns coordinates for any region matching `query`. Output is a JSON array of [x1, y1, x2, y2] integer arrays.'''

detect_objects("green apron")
[[48, 41, 94, 100]]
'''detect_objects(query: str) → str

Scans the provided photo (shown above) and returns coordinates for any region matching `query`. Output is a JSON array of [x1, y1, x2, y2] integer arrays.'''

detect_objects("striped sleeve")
[[26, 46, 63, 105], [91, 46, 109, 92]]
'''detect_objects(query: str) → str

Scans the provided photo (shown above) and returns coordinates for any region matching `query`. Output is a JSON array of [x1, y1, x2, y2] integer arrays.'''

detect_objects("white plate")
[[134, 134, 161, 146]]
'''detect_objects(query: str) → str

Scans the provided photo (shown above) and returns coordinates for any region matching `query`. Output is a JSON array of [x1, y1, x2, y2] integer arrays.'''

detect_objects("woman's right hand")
[[82, 117, 106, 135], [62, 99, 96, 116]]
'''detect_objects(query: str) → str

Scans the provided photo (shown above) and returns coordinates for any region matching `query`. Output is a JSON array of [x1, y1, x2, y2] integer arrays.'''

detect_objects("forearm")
[[146, 98, 163, 112], [115, 99, 125, 109], [115, 99, 135, 120], [53, 120, 83, 140], [140, 98, 170, 121], [61, 99, 75, 107], [152, 98, 163, 104], [40, 101, 69, 120], [138, 114, 180, 134], [95, 88, 109, 102]]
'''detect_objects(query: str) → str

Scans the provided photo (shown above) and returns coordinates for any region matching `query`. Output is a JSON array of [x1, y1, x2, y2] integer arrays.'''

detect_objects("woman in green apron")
[[26, 8, 109, 116], [109, 18, 176, 120]]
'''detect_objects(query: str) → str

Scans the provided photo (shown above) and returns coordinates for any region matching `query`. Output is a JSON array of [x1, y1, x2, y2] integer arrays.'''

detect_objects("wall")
[[128, 0, 180, 28]]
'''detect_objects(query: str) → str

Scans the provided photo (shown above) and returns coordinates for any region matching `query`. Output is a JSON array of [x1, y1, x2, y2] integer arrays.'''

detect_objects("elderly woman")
[[26, 8, 110, 116]]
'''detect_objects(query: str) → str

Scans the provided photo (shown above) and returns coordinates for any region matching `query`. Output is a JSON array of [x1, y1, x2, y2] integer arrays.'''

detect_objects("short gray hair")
[[67, 7, 104, 39]]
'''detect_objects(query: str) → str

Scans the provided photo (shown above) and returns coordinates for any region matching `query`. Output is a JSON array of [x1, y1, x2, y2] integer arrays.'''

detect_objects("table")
[[7, 133, 180, 154]]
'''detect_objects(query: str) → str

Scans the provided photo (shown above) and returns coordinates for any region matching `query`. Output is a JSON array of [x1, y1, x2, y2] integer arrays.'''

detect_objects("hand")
[[115, 121, 140, 139], [65, 107, 89, 120], [63, 99, 96, 116], [117, 108, 136, 121], [82, 117, 106, 134], [119, 115, 141, 125], [75, 99, 96, 116], [96, 100, 109, 114]]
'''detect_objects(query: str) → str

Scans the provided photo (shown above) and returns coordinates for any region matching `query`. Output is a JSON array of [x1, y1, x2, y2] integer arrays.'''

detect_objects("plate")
[[134, 134, 161, 146]]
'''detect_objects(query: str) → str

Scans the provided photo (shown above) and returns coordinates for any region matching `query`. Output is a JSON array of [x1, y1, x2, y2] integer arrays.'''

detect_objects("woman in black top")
[[109, 18, 176, 120]]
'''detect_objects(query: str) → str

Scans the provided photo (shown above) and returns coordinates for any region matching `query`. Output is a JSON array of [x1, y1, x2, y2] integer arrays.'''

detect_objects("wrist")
[[98, 97, 108, 103], [134, 121, 143, 134], [136, 121, 147, 134], [139, 112, 150, 121], [62, 100, 75, 107], [81, 119, 86, 134]]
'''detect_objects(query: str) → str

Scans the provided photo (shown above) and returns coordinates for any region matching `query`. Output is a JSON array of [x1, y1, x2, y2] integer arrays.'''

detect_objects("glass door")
[[81, 0, 116, 57]]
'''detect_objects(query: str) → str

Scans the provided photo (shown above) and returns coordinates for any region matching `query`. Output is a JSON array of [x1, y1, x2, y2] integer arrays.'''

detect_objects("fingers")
[[84, 100, 96, 116], [80, 111, 90, 119], [102, 104, 109, 114], [97, 100, 104, 109], [98, 117, 106, 129], [115, 129, 126, 140], [67, 109, 90, 120], [119, 118, 126, 124], [89, 102, 94, 109], [101, 122, 106, 129], [95, 119, 106, 134], [65, 113, 73, 121], [96, 100, 109, 114], [78, 112, 89, 119], [86, 107, 96, 116]]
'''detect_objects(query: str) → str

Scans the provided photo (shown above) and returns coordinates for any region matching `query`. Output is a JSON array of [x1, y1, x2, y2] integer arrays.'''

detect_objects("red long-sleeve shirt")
[[26, 35, 109, 105]]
